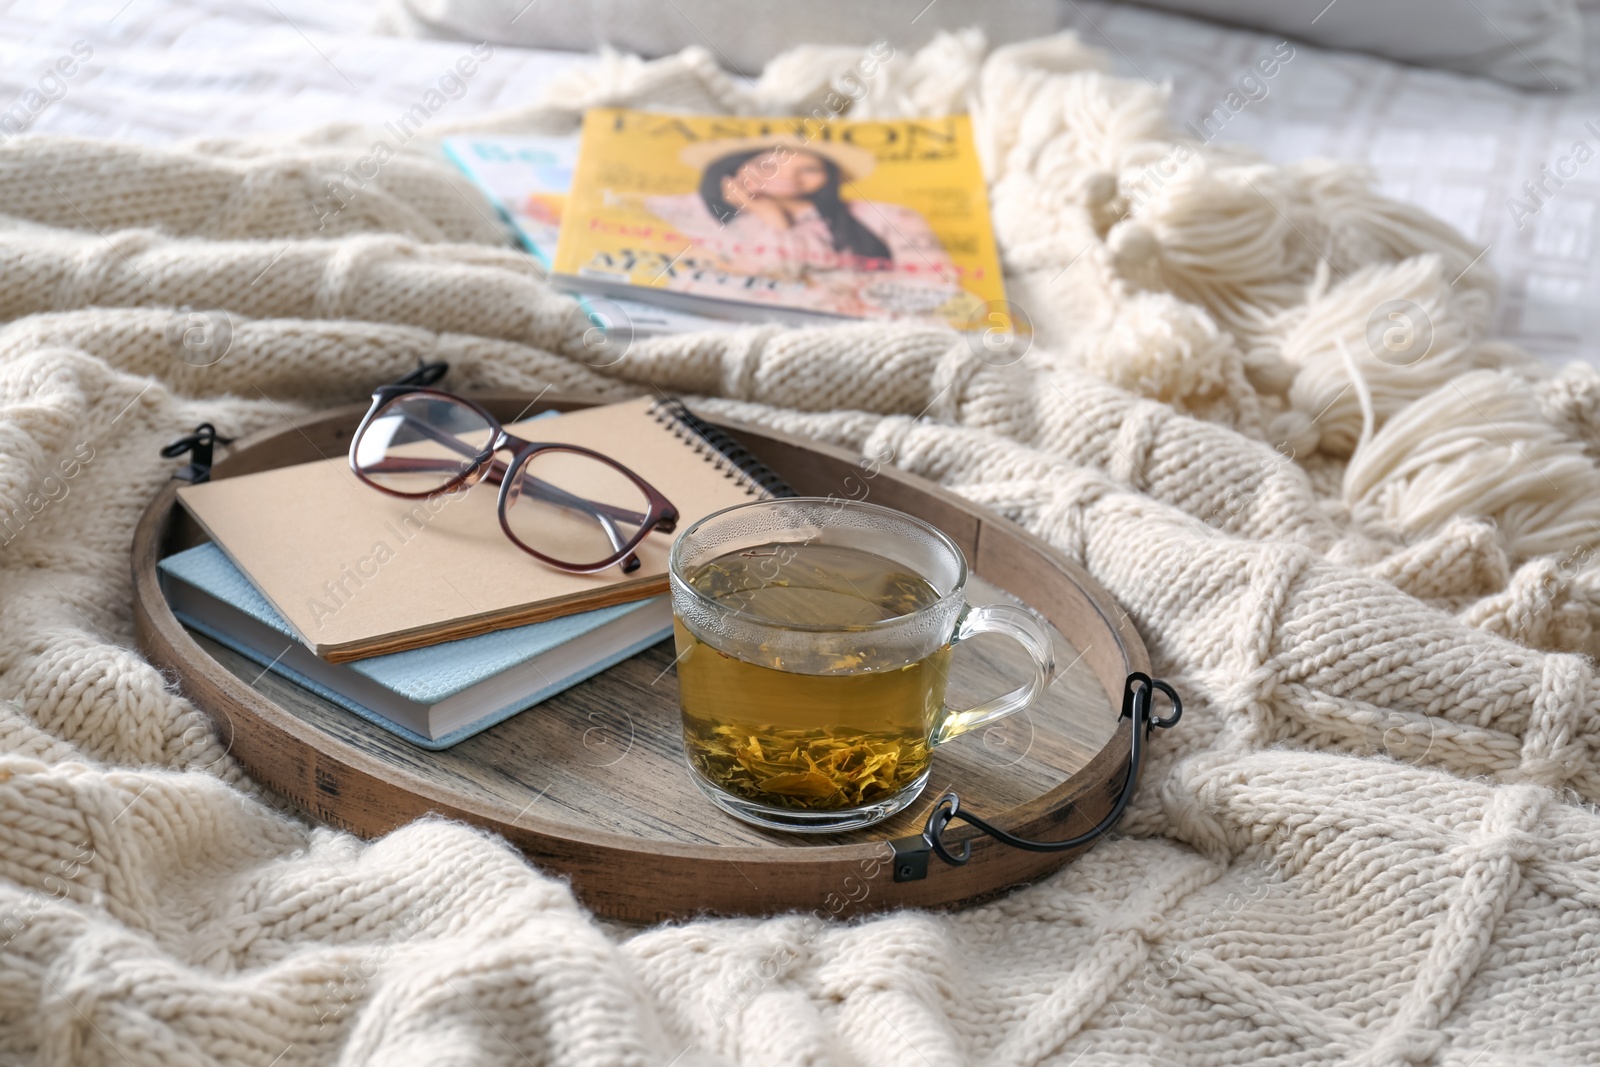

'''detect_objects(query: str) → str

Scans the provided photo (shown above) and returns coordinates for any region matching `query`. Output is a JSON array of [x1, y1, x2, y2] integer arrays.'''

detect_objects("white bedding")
[[2, 0, 1596, 365], [0, 0, 587, 142], [1063, 2, 1600, 366], [6, 18, 1600, 1067]]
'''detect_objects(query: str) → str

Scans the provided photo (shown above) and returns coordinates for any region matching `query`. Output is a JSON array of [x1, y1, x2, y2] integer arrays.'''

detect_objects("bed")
[[4, 6, 1600, 1064], [4, 0, 1594, 364]]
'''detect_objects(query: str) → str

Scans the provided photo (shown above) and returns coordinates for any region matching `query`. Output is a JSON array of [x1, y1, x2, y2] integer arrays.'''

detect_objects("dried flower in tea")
[[683, 719, 930, 811]]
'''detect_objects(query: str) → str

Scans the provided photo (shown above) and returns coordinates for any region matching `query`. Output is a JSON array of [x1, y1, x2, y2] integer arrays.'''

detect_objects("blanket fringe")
[[1344, 369, 1600, 565]]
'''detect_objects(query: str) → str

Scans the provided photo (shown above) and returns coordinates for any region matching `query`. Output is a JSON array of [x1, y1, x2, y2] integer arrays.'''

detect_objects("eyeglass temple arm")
[[494, 462, 631, 552], [363, 413, 661, 530]]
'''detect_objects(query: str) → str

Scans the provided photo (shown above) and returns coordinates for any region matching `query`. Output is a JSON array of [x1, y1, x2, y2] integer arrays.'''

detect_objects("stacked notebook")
[[161, 543, 672, 749], [161, 396, 770, 747]]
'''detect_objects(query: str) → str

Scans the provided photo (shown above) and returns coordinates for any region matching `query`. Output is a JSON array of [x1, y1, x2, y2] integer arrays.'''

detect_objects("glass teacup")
[[668, 498, 1057, 832]]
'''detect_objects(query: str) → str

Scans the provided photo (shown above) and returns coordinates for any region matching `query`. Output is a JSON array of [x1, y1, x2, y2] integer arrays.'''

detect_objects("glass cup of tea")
[[668, 498, 1057, 833]]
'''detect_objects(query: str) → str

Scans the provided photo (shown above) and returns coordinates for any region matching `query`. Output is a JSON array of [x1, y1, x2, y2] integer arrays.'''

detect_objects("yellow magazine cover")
[[551, 108, 1008, 331]]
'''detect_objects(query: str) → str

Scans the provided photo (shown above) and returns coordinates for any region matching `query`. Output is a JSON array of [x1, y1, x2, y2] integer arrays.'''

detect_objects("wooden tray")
[[132, 394, 1149, 924]]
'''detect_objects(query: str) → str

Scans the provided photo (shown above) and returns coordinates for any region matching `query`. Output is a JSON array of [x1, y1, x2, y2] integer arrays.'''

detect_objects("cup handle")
[[931, 602, 1057, 747]]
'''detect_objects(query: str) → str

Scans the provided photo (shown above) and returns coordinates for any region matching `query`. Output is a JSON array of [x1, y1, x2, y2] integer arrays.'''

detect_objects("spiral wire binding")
[[647, 397, 797, 499]]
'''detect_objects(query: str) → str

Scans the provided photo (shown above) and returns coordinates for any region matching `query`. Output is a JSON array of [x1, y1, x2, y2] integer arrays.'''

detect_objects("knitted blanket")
[[3, 33, 1599, 1067]]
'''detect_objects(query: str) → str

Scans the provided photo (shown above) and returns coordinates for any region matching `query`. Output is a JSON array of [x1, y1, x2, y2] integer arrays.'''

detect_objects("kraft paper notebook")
[[176, 396, 765, 662]]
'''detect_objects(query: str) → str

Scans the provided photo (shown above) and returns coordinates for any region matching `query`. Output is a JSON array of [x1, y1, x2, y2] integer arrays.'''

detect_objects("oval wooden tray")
[[132, 394, 1149, 924]]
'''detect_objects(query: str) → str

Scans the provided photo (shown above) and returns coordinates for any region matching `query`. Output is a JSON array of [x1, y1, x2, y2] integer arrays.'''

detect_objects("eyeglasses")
[[348, 385, 678, 574]]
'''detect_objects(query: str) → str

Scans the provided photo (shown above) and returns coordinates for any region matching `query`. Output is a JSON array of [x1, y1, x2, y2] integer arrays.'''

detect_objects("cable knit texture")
[[2, 33, 1600, 1067]]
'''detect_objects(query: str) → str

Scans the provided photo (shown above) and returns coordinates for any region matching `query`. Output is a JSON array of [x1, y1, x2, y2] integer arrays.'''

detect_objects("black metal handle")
[[161, 423, 235, 484], [890, 672, 1181, 881]]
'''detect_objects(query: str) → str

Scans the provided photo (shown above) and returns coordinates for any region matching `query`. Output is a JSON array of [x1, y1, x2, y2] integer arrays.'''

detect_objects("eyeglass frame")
[[347, 385, 679, 575]]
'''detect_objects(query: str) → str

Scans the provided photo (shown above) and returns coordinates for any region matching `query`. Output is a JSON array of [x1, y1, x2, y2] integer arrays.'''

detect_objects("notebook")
[[175, 396, 767, 662], [159, 542, 672, 748]]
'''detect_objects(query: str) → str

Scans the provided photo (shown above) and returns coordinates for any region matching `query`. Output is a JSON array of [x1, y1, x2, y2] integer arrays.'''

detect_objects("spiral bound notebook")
[[176, 396, 782, 662]]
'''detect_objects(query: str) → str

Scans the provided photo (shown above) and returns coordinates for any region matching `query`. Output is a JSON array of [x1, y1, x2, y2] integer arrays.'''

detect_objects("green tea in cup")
[[669, 499, 1056, 833]]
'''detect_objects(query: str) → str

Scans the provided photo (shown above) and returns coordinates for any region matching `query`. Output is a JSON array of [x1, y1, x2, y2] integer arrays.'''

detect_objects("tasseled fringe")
[[846, 28, 988, 120], [1538, 361, 1600, 465], [1286, 160, 1499, 303], [967, 32, 1600, 661], [1069, 286, 1260, 429], [1344, 369, 1600, 565], [1262, 256, 1523, 457], [971, 34, 1115, 181], [1110, 159, 1318, 343]]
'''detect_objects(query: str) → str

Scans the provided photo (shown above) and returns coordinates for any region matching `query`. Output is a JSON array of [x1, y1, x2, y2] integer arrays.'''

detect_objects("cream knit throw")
[[4, 32, 1600, 1067]]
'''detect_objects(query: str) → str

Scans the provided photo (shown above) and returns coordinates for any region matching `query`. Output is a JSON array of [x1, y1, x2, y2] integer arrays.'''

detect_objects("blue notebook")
[[158, 542, 672, 749]]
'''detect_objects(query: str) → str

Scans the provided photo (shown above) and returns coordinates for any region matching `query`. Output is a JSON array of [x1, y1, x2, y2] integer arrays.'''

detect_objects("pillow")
[[1137, 0, 1584, 90], [377, 0, 1062, 75]]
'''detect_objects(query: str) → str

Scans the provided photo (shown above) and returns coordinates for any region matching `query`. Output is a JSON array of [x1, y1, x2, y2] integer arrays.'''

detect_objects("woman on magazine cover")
[[645, 136, 962, 321]]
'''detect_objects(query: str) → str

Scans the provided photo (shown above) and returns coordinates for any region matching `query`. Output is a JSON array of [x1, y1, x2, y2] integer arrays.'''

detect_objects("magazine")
[[548, 109, 1009, 331], [442, 135, 575, 265], [442, 135, 727, 336]]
